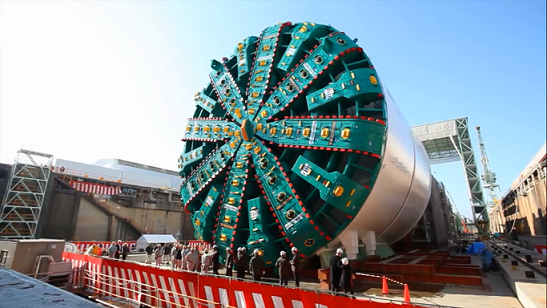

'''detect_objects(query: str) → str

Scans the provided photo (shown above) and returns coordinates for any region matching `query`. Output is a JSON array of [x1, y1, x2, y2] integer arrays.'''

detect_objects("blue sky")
[[1, 0, 545, 219]]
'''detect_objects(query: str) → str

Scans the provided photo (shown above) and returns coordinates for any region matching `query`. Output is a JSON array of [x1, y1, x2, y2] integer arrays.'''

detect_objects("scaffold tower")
[[0, 149, 54, 239], [412, 117, 489, 235]]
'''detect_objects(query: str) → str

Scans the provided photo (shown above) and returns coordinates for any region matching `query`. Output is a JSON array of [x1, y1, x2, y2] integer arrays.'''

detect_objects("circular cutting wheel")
[[179, 22, 388, 265]]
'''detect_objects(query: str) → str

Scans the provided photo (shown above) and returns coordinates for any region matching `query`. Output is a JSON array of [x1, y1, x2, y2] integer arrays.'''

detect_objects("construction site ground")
[[488, 240, 546, 308], [0, 267, 101, 308], [140, 254, 523, 308], [356, 267, 522, 308]]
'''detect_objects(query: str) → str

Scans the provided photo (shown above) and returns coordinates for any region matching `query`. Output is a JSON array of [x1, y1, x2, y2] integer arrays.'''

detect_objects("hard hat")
[[342, 258, 349, 265], [336, 248, 344, 255], [254, 249, 259, 255], [291, 247, 298, 252], [280, 251, 287, 256], [226, 247, 231, 251]]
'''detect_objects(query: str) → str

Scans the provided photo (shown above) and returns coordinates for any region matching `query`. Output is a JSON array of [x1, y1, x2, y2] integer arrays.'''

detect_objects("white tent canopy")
[[136, 234, 177, 249]]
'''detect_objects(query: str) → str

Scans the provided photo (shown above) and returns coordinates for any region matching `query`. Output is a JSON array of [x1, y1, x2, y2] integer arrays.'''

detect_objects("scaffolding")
[[0, 149, 54, 239], [412, 117, 489, 235]]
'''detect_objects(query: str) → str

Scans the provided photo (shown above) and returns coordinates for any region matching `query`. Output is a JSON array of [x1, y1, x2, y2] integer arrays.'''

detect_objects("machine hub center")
[[240, 119, 254, 141]]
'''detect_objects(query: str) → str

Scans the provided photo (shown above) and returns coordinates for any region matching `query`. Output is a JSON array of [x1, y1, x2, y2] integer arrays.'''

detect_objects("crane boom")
[[476, 126, 501, 206]]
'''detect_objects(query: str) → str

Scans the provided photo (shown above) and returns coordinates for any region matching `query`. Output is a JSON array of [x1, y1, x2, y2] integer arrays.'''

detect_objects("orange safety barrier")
[[62, 252, 436, 308]]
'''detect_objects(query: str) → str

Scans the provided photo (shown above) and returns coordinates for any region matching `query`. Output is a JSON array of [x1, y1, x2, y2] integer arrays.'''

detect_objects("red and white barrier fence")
[[71, 241, 210, 253], [62, 252, 432, 308], [534, 245, 547, 256], [71, 241, 136, 252], [188, 241, 210, 252], [69, 180, 122, 195]]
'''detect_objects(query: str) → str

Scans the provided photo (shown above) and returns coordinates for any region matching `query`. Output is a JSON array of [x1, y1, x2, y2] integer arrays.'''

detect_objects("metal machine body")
[[178, 22, 431, 265], [331, 88, 431, 257]]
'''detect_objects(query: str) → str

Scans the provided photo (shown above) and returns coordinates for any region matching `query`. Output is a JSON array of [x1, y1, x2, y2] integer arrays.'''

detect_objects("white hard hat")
[[291, 247, 298, 252], [336, 248, 344, 255], [226, 247, 231, 251], [342, 258, 349, 265], [280, 251, 287, 256]]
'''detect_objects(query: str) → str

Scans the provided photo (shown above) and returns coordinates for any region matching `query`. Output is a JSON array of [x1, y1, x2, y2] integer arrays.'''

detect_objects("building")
[[59, 158, 182, 190], [391, 176, 458, 252], [0, 150, 193, 241], [490, 143, 547, 238]]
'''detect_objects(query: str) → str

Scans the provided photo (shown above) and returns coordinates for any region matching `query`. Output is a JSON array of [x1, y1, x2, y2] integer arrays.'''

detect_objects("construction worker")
[[94, 244, 104, 257], [249, 249, 265, 281], [108, 242, 117, 258], [186, 248, 198, 271], [290, 247, 301, 287], [115, 240, 122, 259], [235, 247, 248, 279], [202, 249, 216, 273], [180, 245, 190, 271], [338, 257, 355, 295], [330, 248, 344, 292], [225, 248, 234, 277], [173, 244, 183, 269], [154, 244, 163, 266], [85, 245, 95, 255], [276, 251, 291, 286], [211, 245, 220, 275], [92, 244, 100, 256], [145, 244, 154, 264], [163, 243, 171, 264], [121, 243, 130, 260]]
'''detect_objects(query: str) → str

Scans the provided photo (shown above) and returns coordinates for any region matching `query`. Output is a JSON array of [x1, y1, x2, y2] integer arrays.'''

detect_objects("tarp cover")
[[412, 120, 458, 142], [412, 119, 462, 164], [136, 234, 177, 248], [466, 242, 487, 254]]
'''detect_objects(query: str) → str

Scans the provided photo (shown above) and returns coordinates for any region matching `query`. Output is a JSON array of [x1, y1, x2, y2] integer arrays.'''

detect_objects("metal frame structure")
[[476, 126, 502, 206], [0, 149, 53, 239], [412, 117, 488, 235]]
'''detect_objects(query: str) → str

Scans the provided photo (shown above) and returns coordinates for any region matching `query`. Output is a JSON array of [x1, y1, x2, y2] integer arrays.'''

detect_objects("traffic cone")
[[403, 284, 411, 303], [382, 276, 389, 295]]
